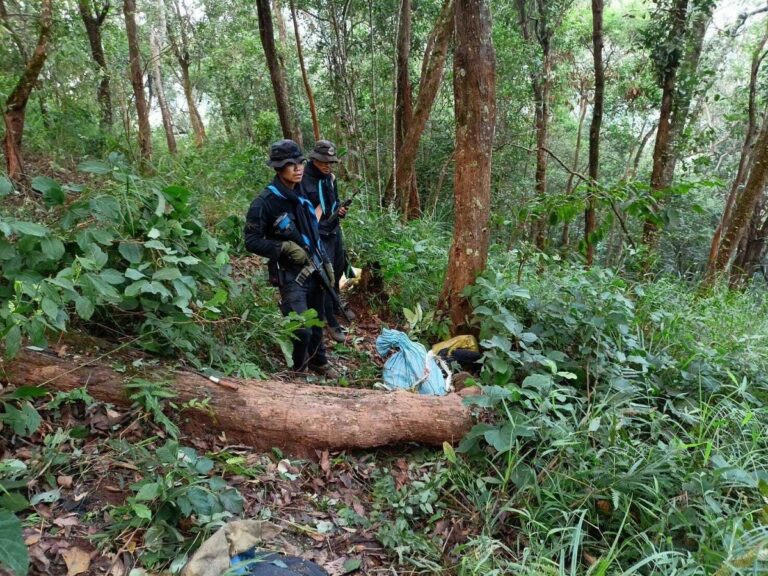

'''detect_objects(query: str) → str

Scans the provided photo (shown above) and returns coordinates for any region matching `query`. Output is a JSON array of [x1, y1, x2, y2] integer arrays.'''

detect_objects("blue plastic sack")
[[375, 328, 448, 396], [230, 549, 327, 575]]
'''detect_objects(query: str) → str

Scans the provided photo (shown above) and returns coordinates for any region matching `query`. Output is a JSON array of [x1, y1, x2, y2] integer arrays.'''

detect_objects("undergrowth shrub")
[[0, 155, 300, 373]]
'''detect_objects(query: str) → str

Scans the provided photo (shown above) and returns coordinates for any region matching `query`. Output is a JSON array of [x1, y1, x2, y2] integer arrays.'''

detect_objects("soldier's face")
[[313, 160, 333, 175], [278, 162, 304, 184]]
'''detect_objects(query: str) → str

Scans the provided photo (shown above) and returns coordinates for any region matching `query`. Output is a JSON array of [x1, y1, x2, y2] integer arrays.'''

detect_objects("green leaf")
[[118, 242, 144, 264], [10, 221, 48, 237], [342, 558, 362, 574], [5, 325, 21, 359], [135, 482, 161, 501], [77, 159, 112, 174], [31, 176, 65, 206], [30, 489, 60, 505], [152, 267, 182, 281], [186, 486, 212, 516], [75, 296, 95, 320], [522, 374, 552, 389], [0, 492, 29, 513], [219, 488, 244, 514], [0, 175, 13, 197], [131, 503, 152, 520], [0, 510, 28, 576], [40, 237, 65, 261]]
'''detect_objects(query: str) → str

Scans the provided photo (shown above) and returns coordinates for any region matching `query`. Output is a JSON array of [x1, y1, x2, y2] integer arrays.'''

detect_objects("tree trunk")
[[2, 0, 53, 182], [730, 199, 768, 285], [150, 29, 177, 154], [124, 0, 152, 168], [384, 0, 455, 219], [644, 0, 689, 244], [77, 0, 112, 128], [706, 24, 768, 278], [585, 0, 605, 266], [561, 89, 588, 249], [179, 61, 206, 147], [256, 0, 299, 142], [3, 349, 472, 458], [515, 0, 553, 250], [167, 0, 206, 148], [272, 0, 302, 146], [440, 0, 496, 333], [660, 6, 710, 186], [290, 0, 320, 140], [708, 114, 768, 281], [390, 0, 419, 216]]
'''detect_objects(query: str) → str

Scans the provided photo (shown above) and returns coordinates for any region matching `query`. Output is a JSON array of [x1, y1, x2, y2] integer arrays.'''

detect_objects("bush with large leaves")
[[0, 156, 234, 359]]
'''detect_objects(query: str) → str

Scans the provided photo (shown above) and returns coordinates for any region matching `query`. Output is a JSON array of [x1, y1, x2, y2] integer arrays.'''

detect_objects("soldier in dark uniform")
[[301, 140, 354, 343], [244, 140, 338, 378]]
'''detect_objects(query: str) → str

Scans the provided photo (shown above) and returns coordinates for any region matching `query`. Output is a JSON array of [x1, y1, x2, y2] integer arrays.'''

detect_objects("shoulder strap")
[[267, 184, 286, 199]]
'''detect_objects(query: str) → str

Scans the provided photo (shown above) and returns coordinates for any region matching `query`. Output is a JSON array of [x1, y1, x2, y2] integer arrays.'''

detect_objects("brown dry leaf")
[[54, 515, 80, 527], [24, 533, 41, 546], [57, 475, 74, 489], [62, 546, 91, 576]]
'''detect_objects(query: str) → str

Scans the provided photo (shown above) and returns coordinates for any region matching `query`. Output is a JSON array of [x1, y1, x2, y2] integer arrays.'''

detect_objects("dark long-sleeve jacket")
[[301, 162, 340, 237], [244, 177, 328, 273]]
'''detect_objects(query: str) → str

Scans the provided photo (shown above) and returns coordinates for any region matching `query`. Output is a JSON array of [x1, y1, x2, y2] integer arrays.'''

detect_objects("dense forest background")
[[3, 0, 768, 575]]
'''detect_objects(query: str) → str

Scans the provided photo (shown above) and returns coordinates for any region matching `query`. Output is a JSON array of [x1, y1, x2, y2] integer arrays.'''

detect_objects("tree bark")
[[272, 0, 302, 146], [390, 0, 419, 216], [585, 0, 604, 266], [708, 114, 768, 281], [706, 24, 768, 279], [124, 0, 152, 168], [167, 0, 206, 148], [515, 0, 557, 249], [2, 0, 53, 182], [644, 0, 689, 244], [440, 0, 496, 333], [290, 0, 320, 141], [256, 0, 298, 142], [150, 29, 177, 154], [77, 0, 112, 128], [384, 0, 455, 219], [2, 349, 472, 458], [561, 86, 588, 249]]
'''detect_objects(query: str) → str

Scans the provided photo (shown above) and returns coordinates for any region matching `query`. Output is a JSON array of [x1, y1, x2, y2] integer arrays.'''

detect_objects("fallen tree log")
[[1, 348, 473, 457]]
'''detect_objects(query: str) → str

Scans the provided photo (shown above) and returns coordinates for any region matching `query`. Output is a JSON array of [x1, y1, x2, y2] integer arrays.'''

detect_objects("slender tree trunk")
[[384, 0, 455, 219], [2, 0, 53, 182], [585, 0, 604, 266], [124, 0, 152, 168], [290, 0, 320, 140], [707, 115, 768, 282], [256, 0, 298, 142], [660, 7, 710, 186], [167, 0, 206, 148], [706, 25, 768, 277], [561, 91, 588, 249], [150, 29, 177, 154], [440, 0, 496, 333], [272, 0, 302, 146], [644, 0, 689, 244], [515, 0, 553, 249], [730, 197, 768, 285], [77, 0, 112, 128], [391, 0, 419, 216]]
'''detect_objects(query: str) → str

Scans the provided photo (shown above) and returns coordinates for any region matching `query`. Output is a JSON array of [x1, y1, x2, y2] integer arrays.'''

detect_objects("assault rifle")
[[324, 188, 361, 226], [274, 212, 355, 322]]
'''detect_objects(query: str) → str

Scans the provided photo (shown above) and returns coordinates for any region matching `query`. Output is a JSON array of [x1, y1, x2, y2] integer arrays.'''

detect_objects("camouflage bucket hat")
[[308, 140, 340, 163], [267, 139, 305, 168]]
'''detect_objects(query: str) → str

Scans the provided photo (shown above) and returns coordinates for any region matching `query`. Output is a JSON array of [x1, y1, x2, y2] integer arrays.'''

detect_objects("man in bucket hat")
[[302, 140, 355, 343], [244, 140, 339, 378]]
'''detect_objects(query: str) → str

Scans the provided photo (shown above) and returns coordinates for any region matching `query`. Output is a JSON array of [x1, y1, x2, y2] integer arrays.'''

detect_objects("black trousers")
[[320, 232, 344, 328], [279, 269, 327, 369]]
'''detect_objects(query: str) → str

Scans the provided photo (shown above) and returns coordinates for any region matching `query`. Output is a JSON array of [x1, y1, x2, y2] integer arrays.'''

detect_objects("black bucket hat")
[[267, 139, 305, 168], [308, 140, 340, 163]]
